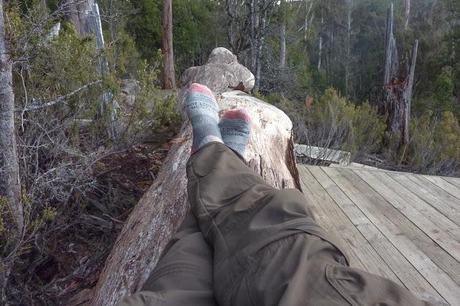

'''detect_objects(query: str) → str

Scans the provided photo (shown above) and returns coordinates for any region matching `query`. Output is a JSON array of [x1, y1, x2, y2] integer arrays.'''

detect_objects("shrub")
[[295, 88, 385, 161], [399, 111, 460, 175]]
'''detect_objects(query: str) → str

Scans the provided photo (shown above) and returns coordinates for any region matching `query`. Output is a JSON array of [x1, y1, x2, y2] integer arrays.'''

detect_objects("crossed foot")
[[185, 83, 251, 157]]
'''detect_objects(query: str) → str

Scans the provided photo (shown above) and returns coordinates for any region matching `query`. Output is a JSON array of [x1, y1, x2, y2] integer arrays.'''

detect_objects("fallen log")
[[90, 47, 300, 306]]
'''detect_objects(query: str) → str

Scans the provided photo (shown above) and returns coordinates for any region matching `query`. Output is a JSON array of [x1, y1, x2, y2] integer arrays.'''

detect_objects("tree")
[[0, 0, 22, 302], [404, 0, 411, 30], [224, 0, 277, 92], [162, 0, 176, 89], [383, 3, 418, 146], [279, 0, 287, 68], [0, 0, 22, 235]]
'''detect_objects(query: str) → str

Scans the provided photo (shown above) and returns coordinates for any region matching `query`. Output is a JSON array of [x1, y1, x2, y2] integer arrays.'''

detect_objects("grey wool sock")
[[219, 109, 251, 158], [185, 83, 223, 153]]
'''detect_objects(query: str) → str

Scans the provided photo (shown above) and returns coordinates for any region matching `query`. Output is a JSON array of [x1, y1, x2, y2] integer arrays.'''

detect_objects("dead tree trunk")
[[383, 3, 418, 145], [303, 0, 314, 42], [404, 0, 411, 30], [345, 0, 353, 97], [0, 2, 22, 301], [279, 0, 287, 68], [280, 22, 287, 68], [250, 0, 257, 72], [162, 0, 176, 89], [64, 0, 119, 139], [0, 0, 22, 234], [90, 47, 300, 306], [318, 14, 324, 71]]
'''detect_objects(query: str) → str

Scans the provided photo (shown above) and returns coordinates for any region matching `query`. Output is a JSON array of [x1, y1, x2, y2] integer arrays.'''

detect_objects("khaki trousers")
[[118, 143, 431, 306]]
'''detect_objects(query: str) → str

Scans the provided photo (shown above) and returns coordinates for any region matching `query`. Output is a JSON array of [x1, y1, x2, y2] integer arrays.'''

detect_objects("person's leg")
[[117, 212, 217, 306], [187, 143, 431, 306]]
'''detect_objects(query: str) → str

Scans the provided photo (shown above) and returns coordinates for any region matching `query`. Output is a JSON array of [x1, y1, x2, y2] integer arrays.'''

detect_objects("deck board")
[[299, 166, 399, 280], [298, 165, 460, 306], [389, 173, 460, 227], [424, 175, 460, 200]]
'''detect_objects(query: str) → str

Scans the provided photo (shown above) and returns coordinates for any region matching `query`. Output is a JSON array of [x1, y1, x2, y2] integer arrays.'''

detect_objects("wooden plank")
[[298, 166, 399, 280], [355, 169, 460, 262], [423, 174, 460, 200], [410, 175, 460, 215], [442, 176, 460, 189], [298, 166, 365, 270], [373, 173, 460, 239], [389, 172, 460, 227], [323, 167, 458, 305], [353, 169, 460, 286], [295, 144, 351, 165], [306, 166, 445, 304]]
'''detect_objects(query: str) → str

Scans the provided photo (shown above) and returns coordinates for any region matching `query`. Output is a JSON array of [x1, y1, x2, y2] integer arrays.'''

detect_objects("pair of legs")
[[118, 85, 431, 306]]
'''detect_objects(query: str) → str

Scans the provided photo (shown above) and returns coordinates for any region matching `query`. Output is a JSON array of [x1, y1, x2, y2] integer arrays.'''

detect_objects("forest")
[[0, 0, 460, 304]]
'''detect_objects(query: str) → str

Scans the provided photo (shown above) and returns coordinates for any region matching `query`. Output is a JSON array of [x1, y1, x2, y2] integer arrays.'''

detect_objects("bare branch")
[[16, 80, 102, 112]]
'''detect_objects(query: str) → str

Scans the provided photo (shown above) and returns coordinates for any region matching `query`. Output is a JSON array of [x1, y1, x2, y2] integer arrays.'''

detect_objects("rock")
[[181, 47, 255, 94]]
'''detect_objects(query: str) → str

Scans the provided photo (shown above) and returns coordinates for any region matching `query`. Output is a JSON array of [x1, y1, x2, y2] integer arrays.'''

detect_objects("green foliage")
[[434, 68, 456, 114], [13, 23, 101, 119], [268, 88, 386, 161], [120, 59, 180, 140], [0, 197, 7, 238], [392, 111, 460, 175], [127, 0, 162, 61], [127, 0, 223, 74], [305, 88, 385, 158], [435, 111, 460, 162]]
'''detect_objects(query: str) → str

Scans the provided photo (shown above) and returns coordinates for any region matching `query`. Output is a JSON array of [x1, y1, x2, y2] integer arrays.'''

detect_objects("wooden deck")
[[298, 165, 460, 306]]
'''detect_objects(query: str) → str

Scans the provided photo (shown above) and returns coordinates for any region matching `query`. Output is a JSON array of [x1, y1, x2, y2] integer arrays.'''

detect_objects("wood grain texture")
[[299, 165, 460, 305]]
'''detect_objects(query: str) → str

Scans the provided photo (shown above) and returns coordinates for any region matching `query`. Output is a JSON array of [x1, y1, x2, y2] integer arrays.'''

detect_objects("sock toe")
[[219, 109, 251, 157]]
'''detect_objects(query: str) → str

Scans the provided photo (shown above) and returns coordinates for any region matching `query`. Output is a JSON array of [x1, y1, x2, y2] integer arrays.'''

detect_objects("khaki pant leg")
[[117, 213, 217, 306], [186, 142, 431, 306]]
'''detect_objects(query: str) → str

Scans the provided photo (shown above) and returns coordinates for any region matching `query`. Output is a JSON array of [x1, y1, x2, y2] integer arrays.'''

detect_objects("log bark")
[[90, 47, 300, 306], [162, 0, 176, 89]]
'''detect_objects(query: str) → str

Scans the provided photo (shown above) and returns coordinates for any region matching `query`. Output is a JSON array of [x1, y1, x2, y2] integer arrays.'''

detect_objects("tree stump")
[[90, 47, 300, 306]]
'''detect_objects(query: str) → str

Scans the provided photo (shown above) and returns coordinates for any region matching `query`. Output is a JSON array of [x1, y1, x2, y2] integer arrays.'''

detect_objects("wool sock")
[[219, 109, 251, 157], [185, 83, 223, 153]]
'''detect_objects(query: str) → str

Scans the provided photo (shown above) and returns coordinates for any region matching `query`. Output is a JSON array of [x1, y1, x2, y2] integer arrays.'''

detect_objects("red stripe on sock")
[[189, 83, 214, 97], [221, 109, 251, 122]]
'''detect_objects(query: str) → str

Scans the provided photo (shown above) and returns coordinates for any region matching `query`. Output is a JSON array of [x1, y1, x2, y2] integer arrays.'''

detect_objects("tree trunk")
[[402, 40, 418, 144], [384, 3, 399, 87], [0, 0, 22, 235], [318, 15, 323, 71], [280, 22, 286, 68], [345, 0, 353, 97], [64, 0, 118, 139], [249, 0, 259, 73], [304, 0, 314, 41], [90, 47, 300, 306], [404, 0, 411, 30], [383, 3, 418, 146], [162, 0, 176, 89], [254, 14, 266, 92], [0, 2, 22, 300], [279, 0, 287, 68]]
